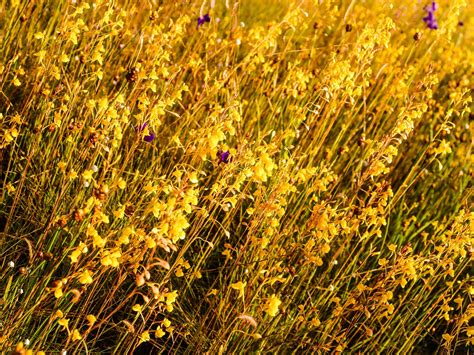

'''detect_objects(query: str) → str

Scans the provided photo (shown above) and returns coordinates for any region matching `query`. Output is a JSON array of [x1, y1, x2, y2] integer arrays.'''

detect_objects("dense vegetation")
[[0, 0, 472, 353]]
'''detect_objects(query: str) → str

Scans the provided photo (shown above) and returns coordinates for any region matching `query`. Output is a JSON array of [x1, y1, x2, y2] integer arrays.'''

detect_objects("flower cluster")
[[423, 2, 439, 30]]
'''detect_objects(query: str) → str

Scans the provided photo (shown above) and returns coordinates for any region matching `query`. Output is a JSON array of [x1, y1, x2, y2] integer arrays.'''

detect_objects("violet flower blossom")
[[423, 2, 439, 30], [198, 14, 211, 27], [136, 122, 155, 142], [217, 150, 231, 163], [144, 133, 155, 142]]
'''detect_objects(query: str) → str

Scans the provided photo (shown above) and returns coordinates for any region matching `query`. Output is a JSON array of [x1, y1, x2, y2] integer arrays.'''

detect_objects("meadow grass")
[[0, 0, 472, 353]]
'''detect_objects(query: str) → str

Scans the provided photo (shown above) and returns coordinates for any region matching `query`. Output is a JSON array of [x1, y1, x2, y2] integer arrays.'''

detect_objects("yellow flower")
[[265, 294, 282, 317], [253, 164, 267, 182], [72, 329, 82, 341], [68, 170, 78, 180], [189, 172, 199, 184], [117, 177, 126, 189], [69, 31, 78, 45], [132, 304, 142, 312], [91, 50, 103, 65], [57, 161, 67, 172], [155, 327, 165, 338], [34, 50, 47, 62], [101, 249, 121, 267], [441, 303, 451, 312], [378, 258, 389, 267], [12, 114, 23, 125], [69, 249, 81, 263], [381, 291, 393, 303], [3, 129, 15, 143], [82, 169, 94, 181], [15, 342, 25, 352], [367, 160, 389, 177], [399, 278, 407, 288], [321, 243, 330, 254], [12, 76, 21, 86], [86, 314, 97, 326], [433, 140, 452, 155], [58, 317, 69, 328], [79, 270, 93, 284], [34, 31, 44, 39], [145, 236, 156, 248], [139, 330, 150, 342], [230, 281, 247, 298], [92, 234, 106, 249], [165, 290, 178, 305], [54, 287, 63, 299], [114, 206, 125, 219], [59, 53, 70, 63], [465, 326, 474, 337], [208, 128, 225, 149], [101, 253, 112, 266], [100, 212, 109, 224], [6, 183, 15, 194], [442, 333, 454, 343]]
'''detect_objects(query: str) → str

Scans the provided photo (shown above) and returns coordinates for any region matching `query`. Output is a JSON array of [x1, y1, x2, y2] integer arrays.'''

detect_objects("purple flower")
[[423, 13, 438, 29], [198, 14, 211, 26], [144, 132, 155, 142], [423, 2, 439, 30], [135, 122, 155, 142], [217, 150, 231, 163]]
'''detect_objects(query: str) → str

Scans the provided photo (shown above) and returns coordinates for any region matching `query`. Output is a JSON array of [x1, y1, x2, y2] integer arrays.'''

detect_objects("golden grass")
[[0, 0, 472, 353]]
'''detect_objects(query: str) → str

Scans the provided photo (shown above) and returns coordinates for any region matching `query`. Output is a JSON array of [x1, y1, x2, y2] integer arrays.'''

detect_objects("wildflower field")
[[0, 0, 473, 353]]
